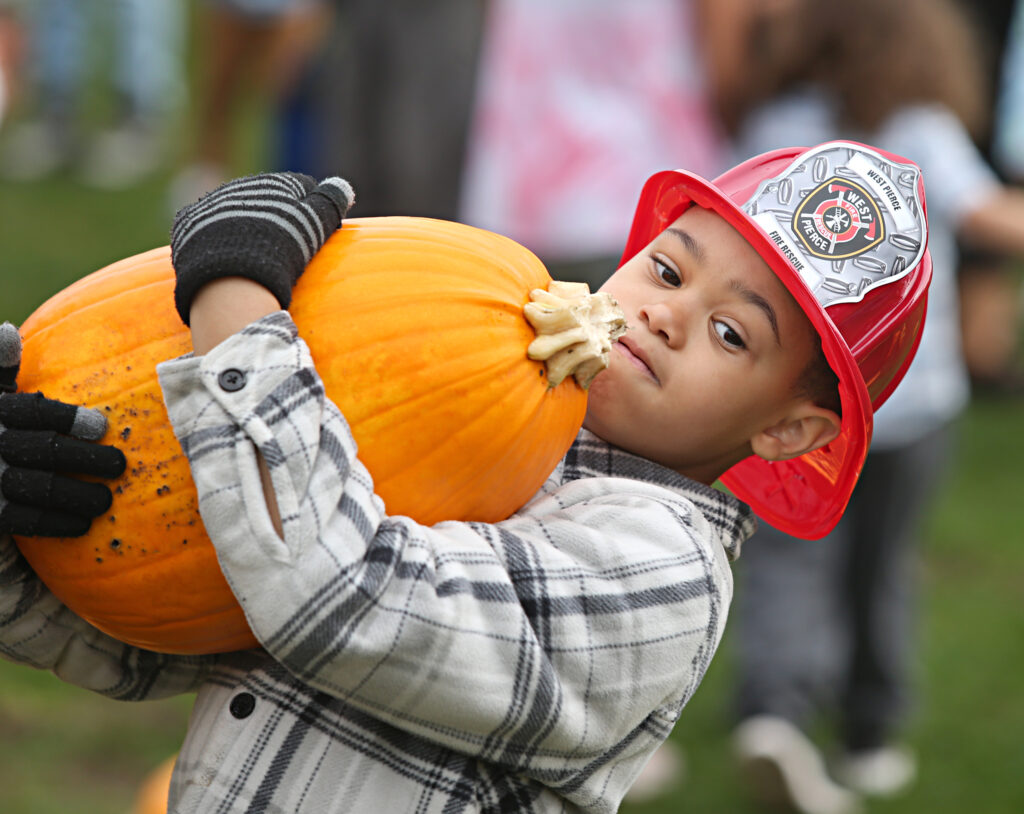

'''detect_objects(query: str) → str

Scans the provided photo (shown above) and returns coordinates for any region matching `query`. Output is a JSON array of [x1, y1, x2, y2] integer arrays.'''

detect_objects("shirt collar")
[[559, 429, 756, 561]]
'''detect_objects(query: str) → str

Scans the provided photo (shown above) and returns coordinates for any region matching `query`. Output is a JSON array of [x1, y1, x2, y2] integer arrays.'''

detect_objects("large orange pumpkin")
[[14, 217, 588, 655]]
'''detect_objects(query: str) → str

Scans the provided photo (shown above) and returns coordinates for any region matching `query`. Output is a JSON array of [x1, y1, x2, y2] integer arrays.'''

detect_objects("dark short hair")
[[795, 336, 842, 416]]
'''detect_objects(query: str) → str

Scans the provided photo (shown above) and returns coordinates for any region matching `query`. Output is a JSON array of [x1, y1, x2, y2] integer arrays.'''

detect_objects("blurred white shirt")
[[459, 0, 728, 262]]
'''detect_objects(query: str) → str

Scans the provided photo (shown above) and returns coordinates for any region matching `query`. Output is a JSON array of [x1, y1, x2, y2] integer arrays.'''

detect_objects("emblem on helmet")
[[793, 178, 884, 260], [744, 142, 927, 309]]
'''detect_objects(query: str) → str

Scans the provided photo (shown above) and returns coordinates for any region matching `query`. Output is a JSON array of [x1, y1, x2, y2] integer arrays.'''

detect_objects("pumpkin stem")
[[524, 281, 626, 390]]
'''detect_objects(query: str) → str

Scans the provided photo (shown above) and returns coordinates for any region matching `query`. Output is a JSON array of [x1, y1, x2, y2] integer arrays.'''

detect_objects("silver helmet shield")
[[743, 141, 927, 308]]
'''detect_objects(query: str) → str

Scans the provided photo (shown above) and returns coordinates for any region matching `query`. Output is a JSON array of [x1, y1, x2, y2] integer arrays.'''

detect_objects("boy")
[[0, 141, 930, 813]]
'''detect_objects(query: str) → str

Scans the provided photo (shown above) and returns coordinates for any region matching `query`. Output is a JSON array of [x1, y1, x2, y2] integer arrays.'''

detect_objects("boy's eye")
[[654, 259, 681, 287], [713, 319, 746, 349]]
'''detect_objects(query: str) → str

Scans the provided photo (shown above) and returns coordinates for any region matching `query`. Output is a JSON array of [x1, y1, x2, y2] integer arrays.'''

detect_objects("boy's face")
[[584, 205, 824, 484]]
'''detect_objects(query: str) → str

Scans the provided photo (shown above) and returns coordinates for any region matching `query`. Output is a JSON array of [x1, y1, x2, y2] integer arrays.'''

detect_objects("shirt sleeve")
[[0, 534, 216, 700], [157, 311, 732, 772]]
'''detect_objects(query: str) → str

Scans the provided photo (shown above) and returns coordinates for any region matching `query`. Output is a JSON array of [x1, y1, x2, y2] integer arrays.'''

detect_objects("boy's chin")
[[581, 391, 633, 454], [581, 375, 612, 431], [580, 402, 609, 442]]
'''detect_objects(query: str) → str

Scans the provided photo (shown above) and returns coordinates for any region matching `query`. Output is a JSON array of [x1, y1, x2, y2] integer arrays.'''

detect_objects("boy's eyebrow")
[[665, 227, 706, 264], [730, 281, 781, 345]]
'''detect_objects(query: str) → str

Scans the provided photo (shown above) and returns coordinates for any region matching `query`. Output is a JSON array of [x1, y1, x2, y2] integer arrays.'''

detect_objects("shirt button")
[[218, 368, 247, 392], [229, 692, 256, 719]]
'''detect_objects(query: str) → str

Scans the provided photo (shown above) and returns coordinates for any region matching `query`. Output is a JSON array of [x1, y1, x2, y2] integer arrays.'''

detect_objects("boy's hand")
[[0, 323, 126, 538], [170, 171, 355, 325]]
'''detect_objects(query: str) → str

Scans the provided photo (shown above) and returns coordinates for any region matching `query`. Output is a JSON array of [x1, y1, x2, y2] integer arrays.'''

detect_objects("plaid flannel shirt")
[[0, 312, 754, 813]]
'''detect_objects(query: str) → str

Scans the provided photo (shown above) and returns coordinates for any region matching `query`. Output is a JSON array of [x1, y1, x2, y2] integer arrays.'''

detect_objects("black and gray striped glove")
[[170, 171, 355, 325], [0, 323, 126, 537]]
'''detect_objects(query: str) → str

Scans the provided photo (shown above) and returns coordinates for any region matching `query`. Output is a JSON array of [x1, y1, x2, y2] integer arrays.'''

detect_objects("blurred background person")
[[169, 0, 332, 210], [271, 0, 798, 278], [290, 0, 794, 251], [0, 0, 184, 188], [726, 1, 1024, 812]]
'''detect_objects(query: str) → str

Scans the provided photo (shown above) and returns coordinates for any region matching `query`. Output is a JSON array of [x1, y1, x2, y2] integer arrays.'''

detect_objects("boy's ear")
[[750, 403, 842, 462]]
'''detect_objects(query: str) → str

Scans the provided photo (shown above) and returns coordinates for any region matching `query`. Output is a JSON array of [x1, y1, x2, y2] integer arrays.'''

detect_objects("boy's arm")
[[189, 278, 286, 535], [171, 172, 355, 535], [0, 326, 214, 697], [0, 535, 218, 699]]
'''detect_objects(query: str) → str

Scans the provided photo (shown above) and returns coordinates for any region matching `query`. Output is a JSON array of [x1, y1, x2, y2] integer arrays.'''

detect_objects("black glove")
[[170, 171, 355, 325], [0, 323, 126, 537]]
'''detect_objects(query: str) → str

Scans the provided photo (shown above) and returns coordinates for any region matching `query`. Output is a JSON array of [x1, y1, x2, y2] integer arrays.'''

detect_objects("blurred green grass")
[[0, 170, 203, 813], [1, 103, 1023, 814]]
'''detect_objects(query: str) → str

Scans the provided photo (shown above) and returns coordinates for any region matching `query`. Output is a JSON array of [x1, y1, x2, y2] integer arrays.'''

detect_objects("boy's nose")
[[638, 300, 686, 346]]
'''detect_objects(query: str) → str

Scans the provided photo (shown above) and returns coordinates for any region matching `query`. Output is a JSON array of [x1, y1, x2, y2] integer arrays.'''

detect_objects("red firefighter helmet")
[[619, 141, 931, 539]]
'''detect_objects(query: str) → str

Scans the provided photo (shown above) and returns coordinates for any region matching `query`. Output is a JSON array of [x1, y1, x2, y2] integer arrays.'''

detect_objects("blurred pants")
[[308, 0, 485, 218], [734, 423, 955, 750]]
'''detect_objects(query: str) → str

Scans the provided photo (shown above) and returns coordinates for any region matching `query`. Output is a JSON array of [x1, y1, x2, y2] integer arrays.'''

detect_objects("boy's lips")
[[614, 336, 660, 384]]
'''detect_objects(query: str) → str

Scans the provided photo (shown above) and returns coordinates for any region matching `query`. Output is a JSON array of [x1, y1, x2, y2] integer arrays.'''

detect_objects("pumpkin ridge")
[[323, 351, 546, 422], [371, 370, 580, 522], [20, 252, 175, 331]]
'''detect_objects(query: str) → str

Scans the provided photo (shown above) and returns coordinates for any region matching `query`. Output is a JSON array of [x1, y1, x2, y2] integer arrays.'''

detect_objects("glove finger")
[[0, 429, 127, 479], [0, 503, 93, 538], [303, 177, 354, 238], [0, 322, 21, 394], [239, 171, 317, 202], [280, 171, 317, 196], [2, 466, 114, 518], [0, 392, 110, 440]]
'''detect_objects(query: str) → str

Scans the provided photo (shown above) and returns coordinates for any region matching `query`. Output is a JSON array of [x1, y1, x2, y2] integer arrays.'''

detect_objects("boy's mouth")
[[614, 337, 660, 385]]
